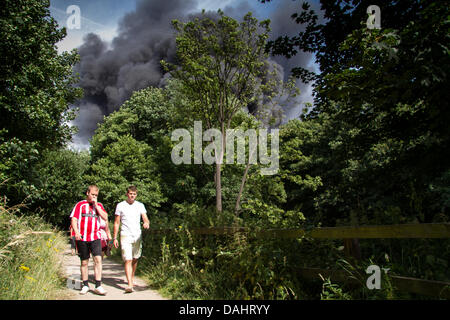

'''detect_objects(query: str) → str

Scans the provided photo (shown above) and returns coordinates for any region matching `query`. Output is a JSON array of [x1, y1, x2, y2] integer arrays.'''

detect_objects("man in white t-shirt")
[[113, 185, 150, 293]]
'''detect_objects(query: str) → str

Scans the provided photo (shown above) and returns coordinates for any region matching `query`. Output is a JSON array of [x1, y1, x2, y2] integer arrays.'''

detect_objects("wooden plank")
[[229, 223, 450, 239], [147, 223, 450, 239], [256, 228, 306, 239], [191, 227, 248, 235], [308, 223, 450, 239], [145, 228, 172, 236], [146, 227, 248, 236], [390, 276, 450, 299], [297, 267, 450, 299]]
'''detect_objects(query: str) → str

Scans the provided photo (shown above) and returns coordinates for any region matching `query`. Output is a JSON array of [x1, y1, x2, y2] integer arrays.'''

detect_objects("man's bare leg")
[[92, 255, 107, 294], [80, 259, 89, 283], [93, 255, 102, 282], [125, 260, 133, 291], [132, 258, 138, 285]]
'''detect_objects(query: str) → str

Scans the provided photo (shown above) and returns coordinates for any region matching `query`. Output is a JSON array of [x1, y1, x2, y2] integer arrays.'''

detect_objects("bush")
[[0, 202, 67, 300]]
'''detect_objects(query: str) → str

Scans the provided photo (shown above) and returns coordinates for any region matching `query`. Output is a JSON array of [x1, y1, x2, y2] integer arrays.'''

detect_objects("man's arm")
[[113, 214, 121, 248], [142, 213, 150, 229], [94, 201, 108, 221], [71, 217, 81, 240], [104, 220, 112, 240]]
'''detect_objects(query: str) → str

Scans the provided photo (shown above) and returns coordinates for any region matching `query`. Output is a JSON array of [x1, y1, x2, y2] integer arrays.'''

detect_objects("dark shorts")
[[76, 239, 102, 260]]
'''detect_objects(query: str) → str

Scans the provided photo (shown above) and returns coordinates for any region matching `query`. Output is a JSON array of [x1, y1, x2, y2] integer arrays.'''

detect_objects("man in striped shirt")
[[70, 185, 108, 295]]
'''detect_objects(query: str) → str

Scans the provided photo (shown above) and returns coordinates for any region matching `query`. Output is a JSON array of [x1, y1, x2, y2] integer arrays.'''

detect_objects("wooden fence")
[[147, 223, 450, 299]]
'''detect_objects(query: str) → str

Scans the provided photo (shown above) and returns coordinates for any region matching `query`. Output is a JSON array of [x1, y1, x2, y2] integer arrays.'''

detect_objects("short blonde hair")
[[86, 185, 99, 193]]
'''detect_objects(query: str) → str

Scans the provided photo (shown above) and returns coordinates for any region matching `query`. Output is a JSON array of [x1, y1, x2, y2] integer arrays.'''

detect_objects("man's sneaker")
[[79, 285, 90, 295], [93, 285, 107, 295]]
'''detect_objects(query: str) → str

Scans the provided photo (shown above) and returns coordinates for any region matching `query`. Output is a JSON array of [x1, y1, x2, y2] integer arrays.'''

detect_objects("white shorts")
[[120, 234, 142, 261]]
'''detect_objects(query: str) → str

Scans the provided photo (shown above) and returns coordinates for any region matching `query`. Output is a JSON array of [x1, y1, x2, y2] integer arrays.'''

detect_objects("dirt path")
[[61, 245, 167, 300]]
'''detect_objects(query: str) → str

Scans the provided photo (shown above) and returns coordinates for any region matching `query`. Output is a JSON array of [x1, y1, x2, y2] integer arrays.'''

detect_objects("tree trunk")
[[343, 238, 361, 260], [234, 143, 257, 215], [235, 161, 251, 215], [215, 162, 222, 212], [215, 122, 225, 213]]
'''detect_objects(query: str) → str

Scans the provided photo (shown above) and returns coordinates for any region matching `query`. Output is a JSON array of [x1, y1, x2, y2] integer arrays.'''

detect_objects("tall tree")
[[0, 0, 82, 203], [163, 10, 276, 212]]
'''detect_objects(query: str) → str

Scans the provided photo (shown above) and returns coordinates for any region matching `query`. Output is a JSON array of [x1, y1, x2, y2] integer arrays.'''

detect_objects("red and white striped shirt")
[[70, 200, 107, 242]]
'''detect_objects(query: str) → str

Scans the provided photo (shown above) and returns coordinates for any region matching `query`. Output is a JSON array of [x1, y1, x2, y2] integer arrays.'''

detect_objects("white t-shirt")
[[115, 200, 147, 237]]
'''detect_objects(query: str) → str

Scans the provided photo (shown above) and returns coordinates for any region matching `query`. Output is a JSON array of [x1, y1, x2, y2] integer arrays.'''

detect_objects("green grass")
[[0, 203, 68, 300]]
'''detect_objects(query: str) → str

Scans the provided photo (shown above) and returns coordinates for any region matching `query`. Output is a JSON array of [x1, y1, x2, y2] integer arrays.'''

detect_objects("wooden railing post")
[[343, 238, 361, 260]]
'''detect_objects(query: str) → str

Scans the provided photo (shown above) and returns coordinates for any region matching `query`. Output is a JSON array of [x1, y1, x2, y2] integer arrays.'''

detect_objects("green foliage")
[[319, 276, 352, 300], [0, 0, 82, 208], [0, 145, 90, 228], [278, 118, 324, 223], [0, 0, 82, 149], [30, 149, 90, 228], [214, 236, 302, 299], [0, 203, 68, 299], [89, 86, 170, 159], [269, 0, 450, 226], [87, 134, 166, 214], [89, 109, 139, 161], [0, 137, 40, 196], [263, 0, 426, 82]]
